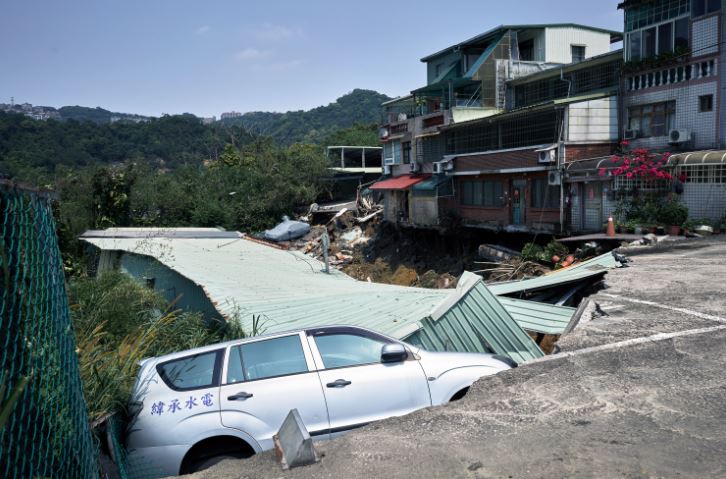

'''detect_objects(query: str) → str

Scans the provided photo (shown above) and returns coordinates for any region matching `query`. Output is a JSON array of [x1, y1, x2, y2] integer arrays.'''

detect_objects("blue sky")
[[0, 0, 623, 117]]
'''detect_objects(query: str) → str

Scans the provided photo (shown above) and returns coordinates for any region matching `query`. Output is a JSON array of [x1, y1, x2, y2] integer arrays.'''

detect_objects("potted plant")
[[658, 197, 688, 236]]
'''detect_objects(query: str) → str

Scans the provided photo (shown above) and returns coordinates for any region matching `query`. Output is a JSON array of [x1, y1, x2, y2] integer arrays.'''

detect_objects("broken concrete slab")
[[273, 409, 319, 470]]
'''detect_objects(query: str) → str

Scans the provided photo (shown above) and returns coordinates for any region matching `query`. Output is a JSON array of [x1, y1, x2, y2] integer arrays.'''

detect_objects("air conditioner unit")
[[383, 157, 396, 166], [669, 129, 692, 144], [548, 170, 562, 186], [383, 165, 391, 175], [623, 129, 639, 140], [410, 161, 421, 173], [538, 148, 557, 164]]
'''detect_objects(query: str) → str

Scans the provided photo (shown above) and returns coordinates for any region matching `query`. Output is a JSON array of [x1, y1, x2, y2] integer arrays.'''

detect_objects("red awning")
[[369, 174, 430, 190]]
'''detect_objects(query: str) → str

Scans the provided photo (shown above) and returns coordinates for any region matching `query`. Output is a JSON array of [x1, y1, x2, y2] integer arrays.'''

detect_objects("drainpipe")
[[557, 67, 572, 235]]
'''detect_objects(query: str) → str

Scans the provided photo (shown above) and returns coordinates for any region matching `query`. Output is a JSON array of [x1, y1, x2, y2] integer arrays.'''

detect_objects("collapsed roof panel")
[[80, 229, 543, 362], [489, 253, 622, 296]]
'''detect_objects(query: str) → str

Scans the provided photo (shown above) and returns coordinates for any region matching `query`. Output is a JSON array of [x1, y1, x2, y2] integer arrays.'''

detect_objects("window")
[[227, 335, 308, 383], [625, 0, 689, 31], [402, 141, 411, 164], [157, 350, 221, 391], [519, 39, 534, 61], [531, 178, 559, 209], [314, 333, 387, 369], [392, 141, 402, 164], [674, 17, 689, 50], [699, 94, 714, 112], [642, 27, 657, 58], [571, 45, 586, 63], [628, 32, 642, 60], [658, 22, 673, 54], [692, 0, 721, 17], [626, 15, 689, 60], [628, 101, 676, 137], [460, 180, 504, 207], [434, 63, 442, 77]]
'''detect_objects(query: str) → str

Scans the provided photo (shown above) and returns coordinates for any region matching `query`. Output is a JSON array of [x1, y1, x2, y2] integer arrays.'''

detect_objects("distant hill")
[[223, 89, 392, 145], [58, 106, 152, 123]]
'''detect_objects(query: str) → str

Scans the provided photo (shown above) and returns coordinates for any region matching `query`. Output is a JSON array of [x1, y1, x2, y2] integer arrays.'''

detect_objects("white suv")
[[126, 325, 514, 475]]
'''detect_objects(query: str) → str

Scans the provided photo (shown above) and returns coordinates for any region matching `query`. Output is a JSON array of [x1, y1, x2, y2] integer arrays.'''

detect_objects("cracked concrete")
[[185, 236, 726, 479]]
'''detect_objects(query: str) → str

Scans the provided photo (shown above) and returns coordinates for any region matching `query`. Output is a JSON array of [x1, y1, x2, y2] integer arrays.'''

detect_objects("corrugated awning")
[[667, 150, 726, 166], [369, 174, 430, 190], [412, 175, 451, 192]]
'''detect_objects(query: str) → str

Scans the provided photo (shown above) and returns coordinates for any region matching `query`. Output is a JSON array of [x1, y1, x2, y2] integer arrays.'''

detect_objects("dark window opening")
[[531, 178, 559, 209], [699, 94, 714, 112], [402, 142, 411, 164], [674, 18, 689, 50], [519, 39, 534, 61], [658, 22, 673, 54], [460, 180, 504, 207]]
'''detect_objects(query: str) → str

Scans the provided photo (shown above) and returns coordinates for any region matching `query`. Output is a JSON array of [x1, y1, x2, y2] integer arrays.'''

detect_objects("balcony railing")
[[625, 58, 717, 92]]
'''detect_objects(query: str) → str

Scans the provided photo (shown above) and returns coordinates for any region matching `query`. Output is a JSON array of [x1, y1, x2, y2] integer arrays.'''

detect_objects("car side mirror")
[[381, 343, 408, 363]]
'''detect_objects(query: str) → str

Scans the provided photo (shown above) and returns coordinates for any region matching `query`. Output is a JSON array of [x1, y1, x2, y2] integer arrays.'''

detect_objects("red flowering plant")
[[599, 140, 673, 183]]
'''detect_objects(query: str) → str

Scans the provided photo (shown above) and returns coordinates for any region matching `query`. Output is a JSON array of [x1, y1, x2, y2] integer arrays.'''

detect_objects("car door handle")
[[326, 379, 351, 388], [228, 391, 253, 400]]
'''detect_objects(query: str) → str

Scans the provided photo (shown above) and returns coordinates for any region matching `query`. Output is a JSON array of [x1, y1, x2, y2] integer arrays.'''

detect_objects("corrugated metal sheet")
[[404, 274, 544, 364], [489, 252, 620, 296], [81, 233, 543, 362], [498, 297, 575, 335]]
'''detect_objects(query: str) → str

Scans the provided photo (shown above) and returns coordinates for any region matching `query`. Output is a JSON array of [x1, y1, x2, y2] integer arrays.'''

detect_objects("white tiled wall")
[[692, 16, 719, 56], [625, 80, 718, 150], [568, 97, 618, 142]]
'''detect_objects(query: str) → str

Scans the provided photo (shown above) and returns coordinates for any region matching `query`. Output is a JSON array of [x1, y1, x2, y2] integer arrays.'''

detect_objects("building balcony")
[[624, 58, 718, 92]]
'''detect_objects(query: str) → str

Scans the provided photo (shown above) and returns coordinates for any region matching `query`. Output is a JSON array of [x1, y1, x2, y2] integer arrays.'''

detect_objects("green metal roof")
[[81, 230, 543, 362], [498, 297, 575, 335], [463, 33, 504, 78], [489, 252, 621, 296], [405, 273, 544, 364], [421, 24, 623, 62]]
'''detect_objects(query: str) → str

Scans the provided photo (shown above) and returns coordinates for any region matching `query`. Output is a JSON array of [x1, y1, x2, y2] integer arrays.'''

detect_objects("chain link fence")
[[0, 182, 98, 478]]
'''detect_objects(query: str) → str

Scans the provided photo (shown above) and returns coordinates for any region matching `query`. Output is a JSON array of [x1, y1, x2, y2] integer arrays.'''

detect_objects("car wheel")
[[449, 387, 470, 402]]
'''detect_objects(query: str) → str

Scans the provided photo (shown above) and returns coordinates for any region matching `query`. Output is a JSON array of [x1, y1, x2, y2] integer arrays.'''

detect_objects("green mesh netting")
[[0, 184, 98, 478]]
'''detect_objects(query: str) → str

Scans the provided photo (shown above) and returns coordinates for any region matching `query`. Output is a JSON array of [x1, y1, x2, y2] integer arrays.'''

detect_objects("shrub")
[[69, 272, 255, 422]]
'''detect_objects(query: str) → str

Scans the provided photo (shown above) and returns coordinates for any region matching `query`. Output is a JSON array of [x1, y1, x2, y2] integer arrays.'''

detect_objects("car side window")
[[227, 335, 308, 383], [314, 333, 387, 369], [157, 350, 221, 391]]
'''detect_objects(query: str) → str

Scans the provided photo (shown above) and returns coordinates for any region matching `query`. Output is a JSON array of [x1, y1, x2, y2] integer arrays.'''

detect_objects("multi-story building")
[[372, 23, 622, 232], [567, 0, 726, 228], [619, 0, 723, 150]]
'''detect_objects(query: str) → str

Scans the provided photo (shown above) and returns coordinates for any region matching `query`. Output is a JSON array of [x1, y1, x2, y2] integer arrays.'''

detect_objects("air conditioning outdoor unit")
[[383, 157, 396, 166], [538, 148, 557, 164], [410, 161, 421, 173], [623, 129, 640, 140], [669, 129, 692, 144], [383, 165, 391, 175], [548, 170, 562, 186]]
